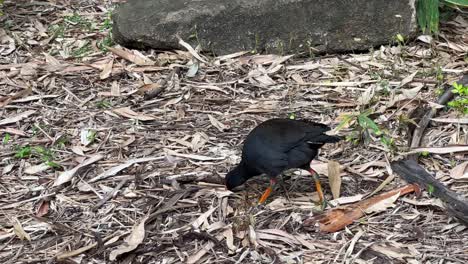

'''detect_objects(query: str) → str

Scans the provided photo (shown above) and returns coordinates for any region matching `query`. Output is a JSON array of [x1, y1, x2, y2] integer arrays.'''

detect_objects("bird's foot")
[[258, 178, 276, 204], [310, 168, 327, 210]]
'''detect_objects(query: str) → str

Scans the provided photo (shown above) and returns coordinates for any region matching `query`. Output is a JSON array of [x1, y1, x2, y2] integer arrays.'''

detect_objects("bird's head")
[[225, 165, 248, 191]]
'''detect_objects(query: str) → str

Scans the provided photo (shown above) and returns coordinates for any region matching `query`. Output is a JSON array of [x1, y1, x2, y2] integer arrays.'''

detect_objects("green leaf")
[[2, 133, 10, 144], [335, 114, 354, 132], [46, 161, 61, 169], [420, 151, 430, 157], [443, 0, 468, 7], [15, 145, 32, 158], [358, 115, 381, 135], [396, 34, 405, 43], [417, 0, 440, 34], [417, 0, 427, 33], [429, 0, 440, 34], [380, 136, 394, 148], [427, 184, 435, 195]]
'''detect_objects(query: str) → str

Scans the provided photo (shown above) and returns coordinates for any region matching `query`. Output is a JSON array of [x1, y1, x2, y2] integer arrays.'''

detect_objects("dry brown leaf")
[[108, 46, 154, 65], [286, 62, 320, 70], [344, 229, 365, 259], [2, 164, 15, 175], [177, 37, 208, 64], [290, 73, 305, 84], [370, 243, 414, 261], [439, 41, 468, 52], [299, 80, 377, 87], [258, 229, 313, 249], [186, 241, 214, 264], [100, 58, 114, 80], [431, 117, 468, 124], [417, 35, 433, 44], [248, 225, 258, 247], [329, 194, 364, 206], [191, 132, 208, 151], [113, 107, 157, 121], [12, 218, 31, 241], [215, 51, 249, 62], [54, 154, 104, 186], [164, 96, 183, 106], [399, 70, 418, 87], [24, 163, 50, 175], [364, 191, 400, 213], [109, 216, 148, 261], [222, 228, 236, 252], [304, 184, 419, 232], [191, 207, 217, 229], [310, 160, 345, 177], [357, 85, 375, 105], [164, 148, 224, 161], [208, 114, 229, 132], [327, 160, 341, 199], [12, 94, 59, 103], [89, 156, 164, 182], [451, 161, 468, 180], [110, 81, 120, 96], [409, 145, 468, 154], [56, 243, 97, 260], [247, 54, 292, 65], [0, 127, 27, 136], [34, 20, 47, 37], [70, 146, 85, 156], [266, 197, 288, 210], [20, 63, 38, 79], [367, 173, 395, 197], [253, 74, 276, 86], [36, 200, 50, 217], [0, 29, 15, 56], [256, 229, 297, 246], [0, 87, 32, 108], [44, 52, 61, 66], [387, 85, 423, 108], [138, 83, 162, 95], [0, 110, 35, 126]]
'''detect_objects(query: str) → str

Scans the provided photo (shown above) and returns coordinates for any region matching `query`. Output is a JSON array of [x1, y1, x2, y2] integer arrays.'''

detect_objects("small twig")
[[61, 86, 84, 104], [92, 179, 129, 211], [337, 55, 366, 71], [34, 123, 54, 142], [386, 90, 421, 120], [412, 78, 439, 84], [94, 128, 112, 153]]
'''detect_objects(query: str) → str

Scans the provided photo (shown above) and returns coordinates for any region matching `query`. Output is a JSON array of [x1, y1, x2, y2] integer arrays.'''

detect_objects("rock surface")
[[113, 0, 417, 55]]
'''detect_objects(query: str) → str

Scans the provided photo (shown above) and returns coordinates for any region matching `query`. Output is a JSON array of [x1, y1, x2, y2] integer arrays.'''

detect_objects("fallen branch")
[[397, 74, 468, 226], [303, 184, 420, 232], [409, 74, 468, 160], [391, 159, 468, 225]]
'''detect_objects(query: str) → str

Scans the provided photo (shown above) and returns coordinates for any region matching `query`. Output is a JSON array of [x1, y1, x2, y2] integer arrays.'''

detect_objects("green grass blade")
[[443, 0, 468, 7]]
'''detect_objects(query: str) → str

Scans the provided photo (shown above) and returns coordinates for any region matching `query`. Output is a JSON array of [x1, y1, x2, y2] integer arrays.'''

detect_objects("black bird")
[[225, 118, 341, 204]]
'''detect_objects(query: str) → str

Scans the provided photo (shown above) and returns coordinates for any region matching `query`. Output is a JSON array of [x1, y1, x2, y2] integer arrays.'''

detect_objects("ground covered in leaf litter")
[[0, 1, 467, 263]]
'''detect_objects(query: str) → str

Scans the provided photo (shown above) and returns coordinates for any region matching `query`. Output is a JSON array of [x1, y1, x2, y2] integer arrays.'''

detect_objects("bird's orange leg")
[[258, 178, 276, 204], [309, 168, 326, 208]]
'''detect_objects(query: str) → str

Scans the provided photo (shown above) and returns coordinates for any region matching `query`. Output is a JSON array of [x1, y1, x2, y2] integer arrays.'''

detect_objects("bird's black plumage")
[[226, 118, 341, 191]]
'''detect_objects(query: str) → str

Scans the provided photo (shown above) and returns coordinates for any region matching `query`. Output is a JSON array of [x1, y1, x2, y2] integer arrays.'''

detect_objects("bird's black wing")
[[261, 119, 333, 150], [242, 119, 336, 176]]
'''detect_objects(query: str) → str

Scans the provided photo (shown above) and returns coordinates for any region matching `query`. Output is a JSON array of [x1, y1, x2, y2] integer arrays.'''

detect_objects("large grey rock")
[[113, 0, 417, 55]]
